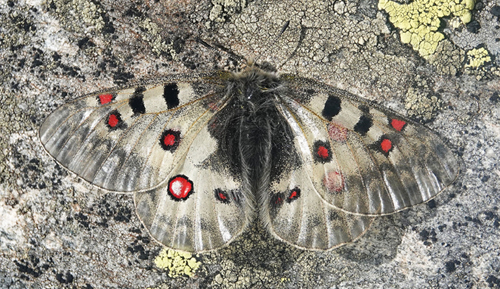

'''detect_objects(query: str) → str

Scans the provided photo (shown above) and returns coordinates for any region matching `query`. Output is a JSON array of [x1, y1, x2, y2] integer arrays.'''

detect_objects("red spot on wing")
[[214, 188, 232, 204], [107, 114, 119, 128], [390, 119, 407, 132], [317, 146, 329, 159], [168, 175, 193, 200], [380, 138, 393, 153], [160, 129, 181, 152], [323, 171, 344, 193], [99, 94, 114, 105], [313, 141, 332, 163], [287, 187, 301, 203], [163, 134, 176, 146], [271, 193, 285, 207]]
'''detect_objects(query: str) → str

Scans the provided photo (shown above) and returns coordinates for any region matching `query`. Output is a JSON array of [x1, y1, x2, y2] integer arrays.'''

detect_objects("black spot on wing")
[[129, 87, 146, 115], [163, 83, 180, 109], [354, 114, 373, 135], [322, 94, 342, 121]]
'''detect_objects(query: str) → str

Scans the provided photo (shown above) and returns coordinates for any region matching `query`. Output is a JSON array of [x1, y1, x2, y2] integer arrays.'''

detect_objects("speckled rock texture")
[[0, 0, 499, 288]]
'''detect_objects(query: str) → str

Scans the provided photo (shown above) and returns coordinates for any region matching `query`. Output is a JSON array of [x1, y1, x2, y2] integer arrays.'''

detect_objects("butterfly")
[[39, 60, 459, 253]]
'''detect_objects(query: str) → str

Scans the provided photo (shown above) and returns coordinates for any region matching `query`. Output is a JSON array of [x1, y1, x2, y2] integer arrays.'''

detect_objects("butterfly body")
[[40, 63, 459, 252]]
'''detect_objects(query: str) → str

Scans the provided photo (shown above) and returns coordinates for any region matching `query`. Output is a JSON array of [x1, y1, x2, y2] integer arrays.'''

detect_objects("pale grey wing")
[[277, 77, 459, 215], [259, 99, 373, 250], [265, 165, 374, 251], [134, 125, 251, 252], [39, 76, 224, 192], [40, 74, 251, 252]]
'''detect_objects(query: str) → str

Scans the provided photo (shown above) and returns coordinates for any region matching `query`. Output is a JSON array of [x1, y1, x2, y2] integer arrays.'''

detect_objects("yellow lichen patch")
[[154, 248, 201, 278], [378, 0, 476, 58], [465, 47, 491, 68]]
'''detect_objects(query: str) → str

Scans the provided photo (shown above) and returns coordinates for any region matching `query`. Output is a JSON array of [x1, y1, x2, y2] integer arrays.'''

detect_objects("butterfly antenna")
[[196, 37, 246, 67]]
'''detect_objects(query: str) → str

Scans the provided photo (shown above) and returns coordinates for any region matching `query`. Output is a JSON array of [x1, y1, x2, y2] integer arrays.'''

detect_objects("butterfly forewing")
[[279, 76, 460, 215], [40, 76, 226, 192]]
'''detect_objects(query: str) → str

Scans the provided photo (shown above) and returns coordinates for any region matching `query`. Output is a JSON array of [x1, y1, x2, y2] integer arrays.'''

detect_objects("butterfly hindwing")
[[134, 125, 251, 252]]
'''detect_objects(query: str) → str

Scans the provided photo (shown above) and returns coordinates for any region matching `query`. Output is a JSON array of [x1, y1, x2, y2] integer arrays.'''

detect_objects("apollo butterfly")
[[39, 60, 459, 252]]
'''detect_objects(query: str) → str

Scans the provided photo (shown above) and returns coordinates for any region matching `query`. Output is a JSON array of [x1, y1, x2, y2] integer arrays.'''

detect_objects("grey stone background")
[[0, 0, 499, 288]]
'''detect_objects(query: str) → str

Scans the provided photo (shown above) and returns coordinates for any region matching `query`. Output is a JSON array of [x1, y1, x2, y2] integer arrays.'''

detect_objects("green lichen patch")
[[378, 0, 476, 58], [154, 248, 201, 278], [465, 47, 491, 68], [464, 47, 496, 80]]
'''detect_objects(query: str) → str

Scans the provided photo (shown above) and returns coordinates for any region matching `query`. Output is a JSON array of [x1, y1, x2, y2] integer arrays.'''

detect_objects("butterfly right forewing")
[[40, 74, 224, 192]]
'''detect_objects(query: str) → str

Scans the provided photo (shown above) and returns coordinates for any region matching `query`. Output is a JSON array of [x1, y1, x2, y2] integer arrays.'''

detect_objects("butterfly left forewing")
[[276, 76, 460, 216]]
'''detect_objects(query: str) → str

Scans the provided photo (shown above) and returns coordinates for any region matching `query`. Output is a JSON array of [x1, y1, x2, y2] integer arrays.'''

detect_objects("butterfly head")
[[226, 61, 285, 112]]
